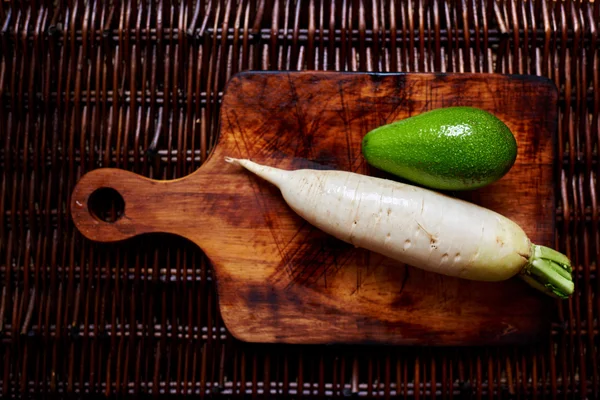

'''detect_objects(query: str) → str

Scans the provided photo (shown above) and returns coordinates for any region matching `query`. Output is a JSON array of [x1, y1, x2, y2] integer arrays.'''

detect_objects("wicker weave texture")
[[0, 0, 598, 398]]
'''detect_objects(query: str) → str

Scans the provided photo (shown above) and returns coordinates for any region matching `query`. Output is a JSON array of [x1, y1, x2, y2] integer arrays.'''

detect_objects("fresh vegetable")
[[225, 157, 573, 299], [362, 106, 518, 190]]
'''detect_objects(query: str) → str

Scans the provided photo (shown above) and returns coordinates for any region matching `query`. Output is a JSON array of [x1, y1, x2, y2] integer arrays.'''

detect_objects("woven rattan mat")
[[1, 1, 597, 398]]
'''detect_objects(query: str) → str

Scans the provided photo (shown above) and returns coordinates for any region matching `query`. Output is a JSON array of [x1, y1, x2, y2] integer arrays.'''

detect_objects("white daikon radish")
[[225, 157, 573, 299]]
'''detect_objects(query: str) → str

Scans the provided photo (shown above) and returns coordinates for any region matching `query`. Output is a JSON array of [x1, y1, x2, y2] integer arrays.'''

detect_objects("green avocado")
[[361, 106, 518, 191]]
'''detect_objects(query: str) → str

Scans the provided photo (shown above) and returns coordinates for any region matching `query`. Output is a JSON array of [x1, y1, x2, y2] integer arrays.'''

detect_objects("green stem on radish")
[[520, 245, 574, 299]]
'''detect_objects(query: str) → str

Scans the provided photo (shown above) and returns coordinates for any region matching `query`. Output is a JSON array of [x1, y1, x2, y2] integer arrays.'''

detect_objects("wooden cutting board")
[[71, 71, 559, 346]]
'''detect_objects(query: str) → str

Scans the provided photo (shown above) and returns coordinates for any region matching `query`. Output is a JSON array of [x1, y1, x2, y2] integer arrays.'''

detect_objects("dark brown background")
[[0, 0, 596, 398]]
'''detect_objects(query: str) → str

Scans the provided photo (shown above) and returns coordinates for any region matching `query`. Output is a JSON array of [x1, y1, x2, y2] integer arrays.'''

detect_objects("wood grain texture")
[[71, 71, 558, 346]]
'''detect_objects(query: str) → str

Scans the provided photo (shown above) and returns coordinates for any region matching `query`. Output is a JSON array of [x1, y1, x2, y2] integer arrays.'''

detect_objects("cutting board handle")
[[71, 168, 174, 242]]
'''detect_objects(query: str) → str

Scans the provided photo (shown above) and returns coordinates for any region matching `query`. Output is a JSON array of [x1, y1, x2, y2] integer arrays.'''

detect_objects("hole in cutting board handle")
[[88, 187, 125, 223]]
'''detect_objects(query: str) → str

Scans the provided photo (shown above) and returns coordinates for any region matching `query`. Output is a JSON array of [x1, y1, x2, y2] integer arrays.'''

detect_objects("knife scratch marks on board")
[[287, 73, 321, 161], [384, 77, 412, 124], [276, 223, 313, 282], [226, 110, 249, 158], [337, 81, 355, 172], [349, 252, 385, 296], [228, 109, 289, 273], [254, 187, 288, 278], [269, 230, 357, 292]]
